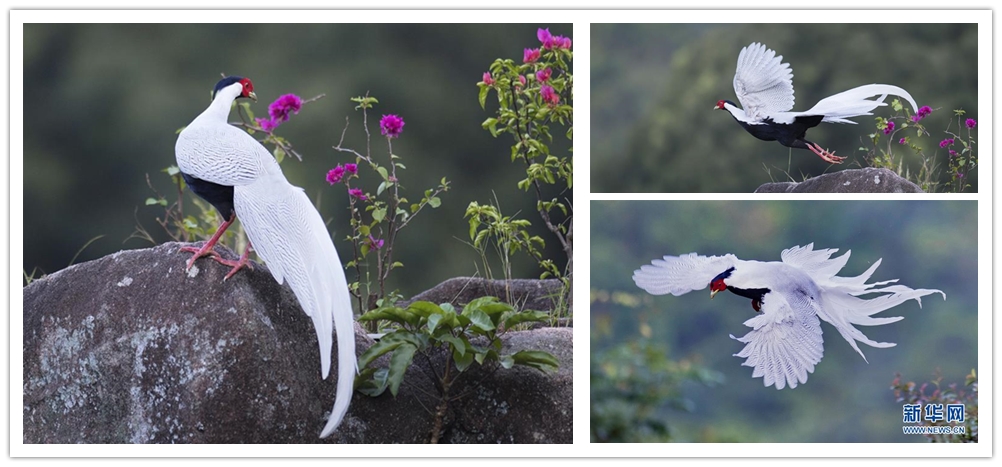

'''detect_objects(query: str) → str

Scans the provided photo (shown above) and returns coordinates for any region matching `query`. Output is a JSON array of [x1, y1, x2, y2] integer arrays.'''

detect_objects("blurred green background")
[[22, 23, 572, 295], [591, 200, 977, 442], [591, 23, 978, 192]]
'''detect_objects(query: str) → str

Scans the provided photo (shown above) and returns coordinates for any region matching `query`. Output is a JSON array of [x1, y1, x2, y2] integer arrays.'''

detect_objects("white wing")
[[234, 174, 356, 438], [729, 287, 824, 390], [175, 123, 269, 186], [633, 253, 738, 296], [733, 42, 796, 122]]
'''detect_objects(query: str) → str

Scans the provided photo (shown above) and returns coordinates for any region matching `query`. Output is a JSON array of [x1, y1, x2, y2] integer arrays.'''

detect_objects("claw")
[[806, 143, 846, 164]]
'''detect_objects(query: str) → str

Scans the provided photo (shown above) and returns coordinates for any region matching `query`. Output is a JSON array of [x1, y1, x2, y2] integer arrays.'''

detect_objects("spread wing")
[[729, 289, 824, 390], [733, 42, 796, 121], [633, 253, 738, 296]]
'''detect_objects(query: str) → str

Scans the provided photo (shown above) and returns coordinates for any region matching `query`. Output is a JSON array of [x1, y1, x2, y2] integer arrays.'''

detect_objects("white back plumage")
[[176, 82, 356, 438], [633, 244, 944, 390], [730, 42, 919, 125]]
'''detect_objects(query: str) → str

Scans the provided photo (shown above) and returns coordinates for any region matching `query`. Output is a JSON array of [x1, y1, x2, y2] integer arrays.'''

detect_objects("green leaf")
[[478, 85, 490, 110], [427, 197, 441, 208], [388, 343, 417, 397], [500, 355, 515, 369], [376, 166, 389, 181], [163, 166, 181, 176], [454, 344, 475, 372], [407, 301, 443, 319], [376, 181, 388, 197], [390, 261, 404, 269], [463, 308, 495, 332], [510, 350, 559, 372], [145, 197, 161, 206], [427, 314, 443, 333], [372, 207, 387, 222], [439, 334, 466, 355], [273, 146, 285, 164], [356, 338, 405, 369], [356, 367, 389, 396], [503, 310, 551, 329]]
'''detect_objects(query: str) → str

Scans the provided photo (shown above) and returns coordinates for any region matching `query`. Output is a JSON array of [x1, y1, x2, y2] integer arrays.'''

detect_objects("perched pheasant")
[[175, 76, 355, 437]]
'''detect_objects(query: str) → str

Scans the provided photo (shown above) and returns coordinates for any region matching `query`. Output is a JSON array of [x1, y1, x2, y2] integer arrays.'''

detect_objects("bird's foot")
[[216, 245, 254, 281], [807, 143, 846, 164], [179, 243, 220, 270]]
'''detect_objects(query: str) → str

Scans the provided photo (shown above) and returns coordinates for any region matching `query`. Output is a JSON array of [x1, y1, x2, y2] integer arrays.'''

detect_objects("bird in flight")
[[714, 42, 919, 164], [175, 76, 356, 437], [633, 243, 944, 389]]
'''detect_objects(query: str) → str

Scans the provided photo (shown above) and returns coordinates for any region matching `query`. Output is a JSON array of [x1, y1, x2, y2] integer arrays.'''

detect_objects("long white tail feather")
[[803, 84, 919, 124], [234, 177, 356, 438]]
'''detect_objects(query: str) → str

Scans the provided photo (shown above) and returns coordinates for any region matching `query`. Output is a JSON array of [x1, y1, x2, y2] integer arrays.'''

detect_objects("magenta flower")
[[883, 121, 895, 135], [939, 138, 955, 148], [345, 163, 358, 175], [898, 138, 907, 145], [536, 68, 552, 83], [558, 36, 572, 49], [379, 114, 405, 138], [483, 72, 495, 86], [348, 188, 367, 201], [518, 75, 527, 87], [523, 48, 541, 63], [965, 118, 977, 129], [256, 117, 279, 132], [268, 94, 303, 123], [326, 165, 346, 185], [537, 28, 552, 45], [917, 105, 932, 117], [911, 115, 921, 123], [367, 234, 384, 250], [949, 149, 958, 157], [540, 85, 559, 106]]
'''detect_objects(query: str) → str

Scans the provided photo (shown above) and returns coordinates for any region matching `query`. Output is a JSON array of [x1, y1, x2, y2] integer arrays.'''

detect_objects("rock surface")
[[22, 242, 572, 443], [754, 167, 924, 193]]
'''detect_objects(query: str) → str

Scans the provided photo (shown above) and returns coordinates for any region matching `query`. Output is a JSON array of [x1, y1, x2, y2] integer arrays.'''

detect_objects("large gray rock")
[[755, 167, 924, 193], [22, 242, 571, 443]]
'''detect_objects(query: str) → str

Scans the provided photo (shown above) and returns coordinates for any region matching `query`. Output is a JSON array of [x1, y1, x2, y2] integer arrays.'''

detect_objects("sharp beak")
[[710, 289, 719, 299], [713, 105, 719, 110], [248, 91, 258, 102]]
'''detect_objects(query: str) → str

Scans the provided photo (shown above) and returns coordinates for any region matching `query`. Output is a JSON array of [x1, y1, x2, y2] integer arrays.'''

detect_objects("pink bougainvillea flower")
[[540, 85, 560, 106], [949, 149, 958, 157], [345, 163, 358, 175], [268, 94, 303, 122], [368, 234, 384, 250], [883, 121, 895, 135], [256, 117, 279, 132], [965, 118, 977, 129], [536, 68, 552, 83], [518, 75, 527, 87], [379, 114, 405, 138], [898, 138, 907, 145], [523, 48, 541, 63], [558, 36, 572, 49], [348, 188, 367, 201], [917, 105, 933, 117], [483, 72, 495, 86], [537, 28, 552, 45], [939, 138, 955, 148], [326, 165, 346, 185]]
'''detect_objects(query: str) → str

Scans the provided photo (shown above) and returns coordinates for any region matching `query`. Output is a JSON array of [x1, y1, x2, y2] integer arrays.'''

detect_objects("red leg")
[[179, 215, 235, 270], [217, 243, 254, 281], [806, 143, 846, 164]]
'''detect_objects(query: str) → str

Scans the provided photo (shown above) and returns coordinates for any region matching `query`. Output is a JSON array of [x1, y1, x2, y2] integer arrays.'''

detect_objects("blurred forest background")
[[591, 23, 978, 192], [591, 201, 977, 442], [22, 23, 572, 297]]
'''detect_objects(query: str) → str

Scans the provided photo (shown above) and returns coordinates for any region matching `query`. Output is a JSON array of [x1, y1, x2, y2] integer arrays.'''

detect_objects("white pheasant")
[[175, 76, 355, 438], [633, 244, 945, 389], [714, 42, 920, 163]]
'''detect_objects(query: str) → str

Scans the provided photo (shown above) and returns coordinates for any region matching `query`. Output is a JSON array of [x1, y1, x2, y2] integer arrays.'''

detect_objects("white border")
[[7, 5, 993, 459]]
